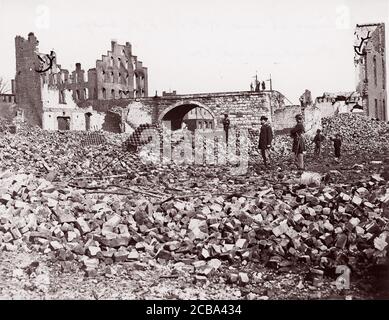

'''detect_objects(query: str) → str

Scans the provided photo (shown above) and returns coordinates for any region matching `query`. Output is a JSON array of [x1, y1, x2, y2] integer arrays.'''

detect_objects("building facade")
[[183, 107, 214, 131], [354, 23, 387, 121], [14, 32, 148, 129]]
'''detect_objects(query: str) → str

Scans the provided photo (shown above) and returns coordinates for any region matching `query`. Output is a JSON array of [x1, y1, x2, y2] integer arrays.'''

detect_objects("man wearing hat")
[[258, 115, 273, 169], [290, 114, 306, 170], [313, 128, 325, 158]]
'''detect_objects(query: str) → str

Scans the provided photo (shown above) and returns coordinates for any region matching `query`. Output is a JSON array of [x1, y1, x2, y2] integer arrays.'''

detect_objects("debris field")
[[0, 114, 388, 299]]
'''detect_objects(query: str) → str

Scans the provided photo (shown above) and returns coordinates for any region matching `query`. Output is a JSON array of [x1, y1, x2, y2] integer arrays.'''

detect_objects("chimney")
[[111, 39, 117, 51]]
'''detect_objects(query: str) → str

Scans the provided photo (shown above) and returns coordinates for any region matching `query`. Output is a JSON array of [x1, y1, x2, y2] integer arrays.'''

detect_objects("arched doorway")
[[57, 116, 70, 131], [158, 101, 217, 131]]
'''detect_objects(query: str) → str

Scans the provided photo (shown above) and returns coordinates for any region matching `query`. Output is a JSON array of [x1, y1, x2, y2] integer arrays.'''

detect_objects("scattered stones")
[[0, 118, 388, 287]]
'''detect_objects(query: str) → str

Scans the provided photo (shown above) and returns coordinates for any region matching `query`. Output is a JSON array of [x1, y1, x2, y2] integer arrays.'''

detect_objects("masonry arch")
[[158, 100, 217, 131]]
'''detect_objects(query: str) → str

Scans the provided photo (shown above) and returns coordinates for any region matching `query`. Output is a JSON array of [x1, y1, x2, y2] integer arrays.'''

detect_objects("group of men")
[[222, 113, 343, 171]]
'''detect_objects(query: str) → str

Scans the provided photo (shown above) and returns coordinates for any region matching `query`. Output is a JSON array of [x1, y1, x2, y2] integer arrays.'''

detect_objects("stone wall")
[[76, 90, 281, 132], [151, 91, 274, 130], [304, 105, 322, 135], [354, 23, 387, 121], [41, 84, 105, 131], [95, 40, 148, 100], [14, 33, 43, 126], [272, 105, 301, 133], [272, 104, 321, 136]]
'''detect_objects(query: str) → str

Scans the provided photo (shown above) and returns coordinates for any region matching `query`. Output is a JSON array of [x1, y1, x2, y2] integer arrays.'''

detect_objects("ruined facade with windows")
[[13, 23, 387, 134], [14, 32, 148, 130], [354, 23, 387, 121]]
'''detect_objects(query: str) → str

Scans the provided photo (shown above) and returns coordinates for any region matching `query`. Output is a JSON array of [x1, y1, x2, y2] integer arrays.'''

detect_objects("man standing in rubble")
[[330, 133, 343, 160], [313, 129, 325, 158], [258, 115, 273, 169], [223, 114, 230, 144], [290, 114, 306, 170]]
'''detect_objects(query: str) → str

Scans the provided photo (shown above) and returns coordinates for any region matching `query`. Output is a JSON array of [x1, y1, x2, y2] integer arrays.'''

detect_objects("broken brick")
[[335, 234, 348, 249], [75, 218, 91, 235]]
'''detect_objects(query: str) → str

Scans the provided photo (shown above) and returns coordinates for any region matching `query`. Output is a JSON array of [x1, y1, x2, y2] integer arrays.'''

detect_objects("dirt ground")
[[0, 249, 387, 300]]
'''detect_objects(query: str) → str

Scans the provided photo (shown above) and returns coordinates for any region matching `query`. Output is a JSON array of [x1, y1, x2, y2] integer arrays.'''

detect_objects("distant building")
[[354, 23, 387, 121], [183, 107, 213, 131]]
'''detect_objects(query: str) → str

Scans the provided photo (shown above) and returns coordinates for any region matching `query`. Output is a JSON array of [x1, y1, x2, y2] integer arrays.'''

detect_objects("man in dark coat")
[[330, 133, 342, 159], [290, 114, 306, 170], [258, 115, 273, 168], [313, 129, 325, 158]]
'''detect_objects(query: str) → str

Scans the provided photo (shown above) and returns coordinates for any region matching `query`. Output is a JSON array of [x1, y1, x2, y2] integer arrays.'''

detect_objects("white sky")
[[0, 0, 388, 103]]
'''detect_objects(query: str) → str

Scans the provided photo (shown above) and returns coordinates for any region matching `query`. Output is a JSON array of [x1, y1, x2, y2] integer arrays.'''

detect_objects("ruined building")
[[354, 23, 387, 121], [14, 32, 148, 129], [182, 107, 214, 131]]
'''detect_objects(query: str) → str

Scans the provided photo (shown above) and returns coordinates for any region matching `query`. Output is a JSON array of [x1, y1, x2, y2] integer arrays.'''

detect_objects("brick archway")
[[158, 100, 218, 130]]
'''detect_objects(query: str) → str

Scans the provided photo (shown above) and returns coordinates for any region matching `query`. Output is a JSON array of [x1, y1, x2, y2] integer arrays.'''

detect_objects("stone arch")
[[158, 100, 217, 131]]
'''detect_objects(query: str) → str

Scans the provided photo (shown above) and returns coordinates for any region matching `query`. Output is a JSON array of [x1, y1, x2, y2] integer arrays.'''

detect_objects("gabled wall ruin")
[[14, 32, 149, 130]]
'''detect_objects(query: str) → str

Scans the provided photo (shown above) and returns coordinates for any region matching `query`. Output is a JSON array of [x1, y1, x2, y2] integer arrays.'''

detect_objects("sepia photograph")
[[0, 0, 388, 308]]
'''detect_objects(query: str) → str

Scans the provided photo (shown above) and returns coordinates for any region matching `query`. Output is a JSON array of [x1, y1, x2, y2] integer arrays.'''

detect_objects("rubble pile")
[[0, 118, 12, 133], [0, 122, 388, 287], [0, 166, 388, 281], [0, 125, 137, 179], [322, 113, 389, 153]]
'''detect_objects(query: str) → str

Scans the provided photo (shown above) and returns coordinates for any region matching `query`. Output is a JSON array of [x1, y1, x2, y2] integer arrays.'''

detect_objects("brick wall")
[[14, 33, 43, 126], [95, 40, 148, 100], [355, 23, 387, 121]]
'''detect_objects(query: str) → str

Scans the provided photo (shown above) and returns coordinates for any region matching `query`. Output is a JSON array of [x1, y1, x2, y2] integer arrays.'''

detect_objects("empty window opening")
[[59, 90, 65, 104], [373, 56, 377, 87], [375, 99, 378, 118]]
